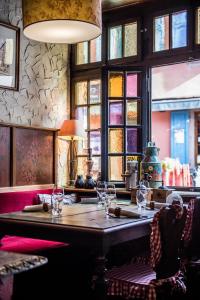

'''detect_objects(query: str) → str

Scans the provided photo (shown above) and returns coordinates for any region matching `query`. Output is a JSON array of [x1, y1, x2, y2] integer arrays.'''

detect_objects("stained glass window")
[[109, 129, 123, 153], [109, 73, 124, 97], [75, 78, 101, 179], [109, 156, 123, 181], [126, 101, 139, 125], [75, 81, 87, 105], [109, 102, 123, 125], [126, 73, 138, 97], [90, 35, 101, 63], [172, 11, 187, 48], [90, 80, 101, 104], [76, 36, 102, 65], [109, 26, 122, 59], [154, 15, 169, 52], [76, 42, 88, 65], [196, 8, 200, 44], [124, 22, 137, 57], [89, 106, 101, 130], [126, 128, 138, 153]]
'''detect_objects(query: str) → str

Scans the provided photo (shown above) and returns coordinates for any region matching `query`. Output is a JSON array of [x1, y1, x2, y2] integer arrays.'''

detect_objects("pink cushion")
[[0, 189, 56, 213], [0, 235, 69, 254]]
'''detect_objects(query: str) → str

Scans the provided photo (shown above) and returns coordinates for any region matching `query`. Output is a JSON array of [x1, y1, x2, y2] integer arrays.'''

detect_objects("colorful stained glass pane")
[[109, 129, 123, 153], [126, 73, 138, 97], [92, 156, 101, 179], [109, 102, 123, 125], [172, 11, 187, 49], [109, 26, 122, 59], [154, 15, 169, 52], [75, 107, 87, 130], [197, 8, 200, 44], [89, 105, 101, 130], [90, 131, 101, 155], [126, 128, 138, 153], [90, 36, 101, 63], [75, 81, 87, 105], [109, 73, 124, 97], [109, 156, 123, 181], [126, 101, 139, 125], [77, 156, 87, 176], [124, 22, 137, 57], [127, 156, 141, 163], [90, 80, 101, 104], [76, 42, 88, 65]]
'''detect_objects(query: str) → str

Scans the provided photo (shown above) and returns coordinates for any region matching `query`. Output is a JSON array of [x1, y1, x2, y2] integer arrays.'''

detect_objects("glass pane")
[[75, 107, 87, 130], [92, 156, 101, 179], [127, 156, 141, 164], [90, 131, 101, 155], [172, 11, 187, 49], [154, 15, 169, 52], [109, 26, 122, 59], [90, 80, 101, 104], [109, 129, 123, 153], [126, 101, 139, 125], [126, 128, 138, 153], [109, 102, 123, 125], [109, 72, 124, 97], [90, 35, 101, 63], [109, 156, 123, 181], [75, 81, 87, 105], [196, 8, 200, 44], [126, 73, 138, 97], [76, 42, 88, 65], [89, 105, 101, 130], [77, 156, 87, 176], [124, 22, 137, 57]]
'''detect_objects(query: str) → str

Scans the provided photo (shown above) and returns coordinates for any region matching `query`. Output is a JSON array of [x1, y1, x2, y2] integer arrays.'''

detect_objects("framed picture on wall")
[[0, 22, 20, 90]]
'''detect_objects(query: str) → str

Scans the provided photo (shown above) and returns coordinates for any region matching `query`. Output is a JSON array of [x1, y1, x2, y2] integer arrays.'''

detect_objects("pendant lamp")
[[22, 0, 102, 44]]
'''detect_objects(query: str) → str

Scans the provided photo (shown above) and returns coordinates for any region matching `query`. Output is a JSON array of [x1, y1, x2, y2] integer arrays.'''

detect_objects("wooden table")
[[0, 251, 47, 300], [0, 204, 154, 300]]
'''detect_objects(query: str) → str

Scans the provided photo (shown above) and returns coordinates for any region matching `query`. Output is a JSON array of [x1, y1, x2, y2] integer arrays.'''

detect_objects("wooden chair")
[[107, 202, 191, 300]]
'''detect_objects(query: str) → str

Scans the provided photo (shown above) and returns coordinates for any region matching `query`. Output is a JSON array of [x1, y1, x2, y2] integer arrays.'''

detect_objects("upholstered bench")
[[0, 189, 69, 254]]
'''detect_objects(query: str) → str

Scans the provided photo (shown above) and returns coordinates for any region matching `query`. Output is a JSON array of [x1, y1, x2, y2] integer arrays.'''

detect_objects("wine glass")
[[96, 181, 107, 208], [106, 184, 117, 209], [136, 187, 147, 215], [51, 186, 64, 217]]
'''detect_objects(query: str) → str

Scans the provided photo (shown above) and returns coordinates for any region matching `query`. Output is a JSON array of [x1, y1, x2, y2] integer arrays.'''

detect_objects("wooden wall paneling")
[[54, 131, 58, 185], [14, 128, 54, 186], [0, 125, 11, 187]]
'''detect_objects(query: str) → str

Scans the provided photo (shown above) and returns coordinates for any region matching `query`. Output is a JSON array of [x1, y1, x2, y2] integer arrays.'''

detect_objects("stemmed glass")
[[136, 186, 147, 216], [96, 181, 107, 208], [51, 186, 64, 217], [106, 184, 117, 210]]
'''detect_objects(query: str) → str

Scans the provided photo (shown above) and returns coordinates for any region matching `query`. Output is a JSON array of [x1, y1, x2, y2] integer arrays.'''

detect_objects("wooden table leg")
[[92, 255, 107, 300]]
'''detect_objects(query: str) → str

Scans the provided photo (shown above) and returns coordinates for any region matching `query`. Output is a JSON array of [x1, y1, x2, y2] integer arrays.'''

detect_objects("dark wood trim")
[[0, 122, 58, 132]]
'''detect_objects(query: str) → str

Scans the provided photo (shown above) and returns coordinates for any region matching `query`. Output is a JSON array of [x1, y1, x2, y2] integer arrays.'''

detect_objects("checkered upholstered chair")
[[107, 201, 193, 300]]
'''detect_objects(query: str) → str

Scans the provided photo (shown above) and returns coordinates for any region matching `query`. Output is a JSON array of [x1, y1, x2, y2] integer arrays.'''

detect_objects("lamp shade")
[[22, 0, 102, 44], [58, 119, 85, 140]]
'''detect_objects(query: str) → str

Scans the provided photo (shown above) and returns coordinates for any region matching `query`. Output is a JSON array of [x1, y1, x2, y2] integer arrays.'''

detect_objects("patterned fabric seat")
[[107, 201, 193, 300]]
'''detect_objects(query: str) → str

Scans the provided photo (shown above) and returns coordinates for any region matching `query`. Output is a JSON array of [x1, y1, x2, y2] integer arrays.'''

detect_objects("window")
[[109, 22, 138, 60], [76, 36, 101, 65], [196, 7, 200, 44], [74, 79, 101, 179], [106, 69, 144, 182], [153, 10, 187, 52]]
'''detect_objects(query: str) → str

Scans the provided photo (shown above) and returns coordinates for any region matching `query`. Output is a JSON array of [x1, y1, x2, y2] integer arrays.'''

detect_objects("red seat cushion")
[[0, 235, 69, 254]]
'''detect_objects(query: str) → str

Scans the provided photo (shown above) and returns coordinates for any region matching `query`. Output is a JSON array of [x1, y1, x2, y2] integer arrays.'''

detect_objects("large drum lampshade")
[[22, 0, 102, 44]]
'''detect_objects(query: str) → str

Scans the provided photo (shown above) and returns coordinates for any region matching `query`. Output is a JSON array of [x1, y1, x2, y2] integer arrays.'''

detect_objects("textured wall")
[[0, 0, 70, 186]]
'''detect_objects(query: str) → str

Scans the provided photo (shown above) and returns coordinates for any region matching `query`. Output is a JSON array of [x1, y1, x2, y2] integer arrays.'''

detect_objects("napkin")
[[80, 198, 98, 204], [23, 204, 49, 212], [108, 207, 141, 218]]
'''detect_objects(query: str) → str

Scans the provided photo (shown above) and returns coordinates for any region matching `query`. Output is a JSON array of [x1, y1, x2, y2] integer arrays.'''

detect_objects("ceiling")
[[102, 0, 154, 11]]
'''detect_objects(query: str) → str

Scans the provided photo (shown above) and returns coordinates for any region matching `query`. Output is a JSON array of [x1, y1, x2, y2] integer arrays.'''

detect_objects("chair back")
[[151, 204, 187, 279]]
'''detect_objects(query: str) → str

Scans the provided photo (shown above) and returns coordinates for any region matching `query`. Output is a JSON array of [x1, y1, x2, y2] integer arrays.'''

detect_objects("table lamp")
[[58, 119, 85, 183]]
